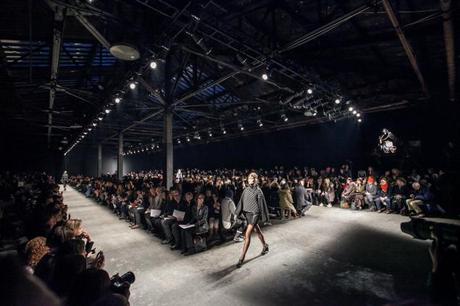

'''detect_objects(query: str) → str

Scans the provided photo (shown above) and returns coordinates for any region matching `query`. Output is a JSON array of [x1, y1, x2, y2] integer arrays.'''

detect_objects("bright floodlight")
[[307, 88, 313, 94], [92, 122, 97, 127], [222, 129, 227, 135], [356, 113, 361, 117], [261, 73, 268, 81], [105, 109, 111, 114], [358, 118, 362, 123], [149, 60, 157, 69], [129, 82, 136, 90], [98, 116, 103, 121], [352, 110, 357, 115], [115, 97, 121, 104], [348, 107, 354, 112], [334, 98, 341, 104]]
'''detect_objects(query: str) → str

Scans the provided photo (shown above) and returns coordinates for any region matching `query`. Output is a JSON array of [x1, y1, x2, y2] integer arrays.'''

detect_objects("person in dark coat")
[[235, 172, 269, 268], [294, 179, 311, 216]]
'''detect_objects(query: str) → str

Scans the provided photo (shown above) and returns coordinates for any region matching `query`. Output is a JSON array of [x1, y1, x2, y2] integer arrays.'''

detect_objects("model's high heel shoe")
[[261, 244, 269, 255], [236, 258, 244, 268]]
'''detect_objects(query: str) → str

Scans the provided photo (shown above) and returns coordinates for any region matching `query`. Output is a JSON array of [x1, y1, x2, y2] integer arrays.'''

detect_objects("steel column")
[[97, 143, 102, 177], [117, 134, 123, 180], [163, 112, 173, 190], [47, 5, 65, 146], [440, 0, 456, 102]]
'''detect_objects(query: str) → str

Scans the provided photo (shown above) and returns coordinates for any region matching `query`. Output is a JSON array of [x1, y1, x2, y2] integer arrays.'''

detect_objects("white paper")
[[150, 209, 161, 217], [173, 209, 185, 222]]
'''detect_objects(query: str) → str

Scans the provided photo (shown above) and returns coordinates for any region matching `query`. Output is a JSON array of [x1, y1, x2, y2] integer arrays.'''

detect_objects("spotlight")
[[208, 131, 213, 137], [129, 82, 136, 90], [348, 106, 354, 112], [88, 128, 92, 131], [313, 110, 318, 116], [358, 118, 362, 123], [83, 132, 87, 135], [334, 98, 341, 104], [177, 139, 181, 144], [186, 136, 191, 142], [149, 60, 157, 69], [261, 73, 268, 81], [356, 113, 361, 117], [307, 88, 313, 95], [98, 116, 103, 121], [105, 109, 111, 114], [281, 114, 288, 122], [222, 129, 227, 135], [115, 97, 121, 104], [257, 119, 263, 127], [352, 110, 357, 115], [92, 122, 97, 127]]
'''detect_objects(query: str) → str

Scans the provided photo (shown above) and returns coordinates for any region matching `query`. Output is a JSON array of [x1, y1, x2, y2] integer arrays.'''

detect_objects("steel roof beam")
[[46, 4, 65, 146]]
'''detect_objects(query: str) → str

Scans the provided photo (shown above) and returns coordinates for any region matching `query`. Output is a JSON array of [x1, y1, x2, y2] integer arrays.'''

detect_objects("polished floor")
[[64, 187, 432, 306]]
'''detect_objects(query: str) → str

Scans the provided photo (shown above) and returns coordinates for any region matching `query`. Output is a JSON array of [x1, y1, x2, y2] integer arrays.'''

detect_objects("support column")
[[97, 144, 102, 177], [117, 134, 123, 180], [164, 111, 173, 190]]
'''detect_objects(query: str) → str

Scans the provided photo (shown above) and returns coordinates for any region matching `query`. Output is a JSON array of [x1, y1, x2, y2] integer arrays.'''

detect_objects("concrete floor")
[[64, 187, 432, 306]]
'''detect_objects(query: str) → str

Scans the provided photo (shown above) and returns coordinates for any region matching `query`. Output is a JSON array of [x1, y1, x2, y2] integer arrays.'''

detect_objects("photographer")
[[429, 232, 459, 305]]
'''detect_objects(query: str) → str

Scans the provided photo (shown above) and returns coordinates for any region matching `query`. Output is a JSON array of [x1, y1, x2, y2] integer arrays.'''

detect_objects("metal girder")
[[440, 0, 456, 102], [382, 0, 430, 97], [137, 77, 166, 105], [101, 109, 165, 143], [279, 3, 373, 53], [73, 11, 111, 50], [47, 4, 65, 146]]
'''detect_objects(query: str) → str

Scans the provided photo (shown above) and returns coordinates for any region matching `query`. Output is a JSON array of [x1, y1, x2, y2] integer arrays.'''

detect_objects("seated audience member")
[[375, 177, 391, 213], [321, 177, 335, 208], [304, 177, 315, 206], [295, 179, 311, 215], [161, 189, 181, 245], [129, 190, 148, 229], [170, 192, 194, 250], [180, 194, 209, 255], [24, 236, 50, 273], [406, 181, 433, 217], [208, 193, 221, 241], [340, 177, 355, 208], [144, 187, 162, 232], [390, 177, 408, 214], [364, 176, 378, 211], [268, 180, 280, 210], [67, 268, 112, 306], [352, 178, 365, 210], [0, 256, 61, 306], [278, 184, 298, 219]]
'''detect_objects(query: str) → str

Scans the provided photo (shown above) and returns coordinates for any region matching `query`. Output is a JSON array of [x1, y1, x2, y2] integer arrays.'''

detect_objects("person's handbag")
[[193, 236, 207, 252]]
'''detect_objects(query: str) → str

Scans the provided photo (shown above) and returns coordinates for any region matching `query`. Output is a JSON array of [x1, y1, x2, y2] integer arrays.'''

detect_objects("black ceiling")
[[0, 0, 457, 155]]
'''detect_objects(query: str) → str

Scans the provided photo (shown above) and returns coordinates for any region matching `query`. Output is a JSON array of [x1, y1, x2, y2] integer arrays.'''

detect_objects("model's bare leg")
[[254, 224, 269, 255], [238, 224, 254, 265], [253, 224, 266, 245]]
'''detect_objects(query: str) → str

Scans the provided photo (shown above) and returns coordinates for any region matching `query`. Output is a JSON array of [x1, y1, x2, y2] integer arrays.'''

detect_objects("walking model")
[[61, 170, 69, 191], [235, 172, 270, 268]]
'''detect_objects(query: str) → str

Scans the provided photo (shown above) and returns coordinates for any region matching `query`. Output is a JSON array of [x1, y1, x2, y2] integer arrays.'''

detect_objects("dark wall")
[[64, 105, 458, 177]]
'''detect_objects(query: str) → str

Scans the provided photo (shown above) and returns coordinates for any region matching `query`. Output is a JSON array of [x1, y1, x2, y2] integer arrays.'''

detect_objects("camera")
[[110, 271, 135, 295], [401, 217, 460, 245]]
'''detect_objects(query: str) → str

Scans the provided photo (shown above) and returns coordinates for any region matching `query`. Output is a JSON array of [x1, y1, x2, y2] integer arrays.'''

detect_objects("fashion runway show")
[[64, 186, 431, 306], [1, 0, 459, 305]]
